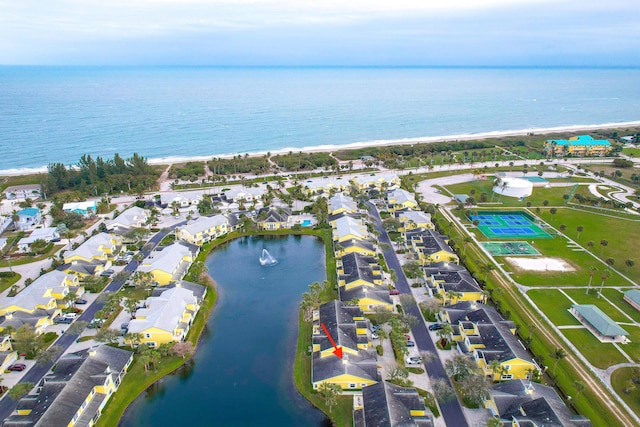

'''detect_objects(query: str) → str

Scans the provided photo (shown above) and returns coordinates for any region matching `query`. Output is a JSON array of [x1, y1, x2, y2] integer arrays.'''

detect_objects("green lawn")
[[527, 289, 581, 326], [536, 208, 640, 284], [618, 325, 640, 363], [562, 288, 632, 323], [622, 147, 640, 157], [0, 272, 21, 293], [561, 328, 628, 369], [600, 288, 640, 323], [0, 244, 64, 267], [611, 367, 640, 416]]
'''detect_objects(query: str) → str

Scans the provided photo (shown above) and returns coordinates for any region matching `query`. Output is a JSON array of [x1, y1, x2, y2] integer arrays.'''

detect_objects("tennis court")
[[482, 241, 541, 256], [469, 211, 552, 239]]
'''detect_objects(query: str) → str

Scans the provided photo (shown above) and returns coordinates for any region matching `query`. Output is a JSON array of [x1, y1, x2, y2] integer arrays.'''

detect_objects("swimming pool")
[[301, 219, 312, 227]]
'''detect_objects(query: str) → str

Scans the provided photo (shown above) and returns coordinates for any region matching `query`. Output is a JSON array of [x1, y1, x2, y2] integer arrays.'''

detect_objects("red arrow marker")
[[320, 323, 343, 359]]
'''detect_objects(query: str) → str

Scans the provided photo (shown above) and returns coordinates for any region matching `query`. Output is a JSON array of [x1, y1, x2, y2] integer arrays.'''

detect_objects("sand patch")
[[505, 257, 575, 272]]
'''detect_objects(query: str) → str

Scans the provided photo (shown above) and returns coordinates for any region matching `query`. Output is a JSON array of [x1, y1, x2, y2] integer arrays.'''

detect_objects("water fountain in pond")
[[259, 249, 278, 266]]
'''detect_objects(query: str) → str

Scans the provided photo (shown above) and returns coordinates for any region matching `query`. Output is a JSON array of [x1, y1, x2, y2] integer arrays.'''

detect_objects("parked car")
[[100, 269, 115, 277], [405, 356, 422, 365], [120, 322, 129, 330], [428, 323, 444, 331], [75, 299, 87, 305], [372, 332, 379, 339], [406, 341, 416, 347], [63, 312, 78, 319], [371, 325, 380, 332], [7, 363, 26, 372], [54, 316, 73, 324], [389, 289, 400, 295]]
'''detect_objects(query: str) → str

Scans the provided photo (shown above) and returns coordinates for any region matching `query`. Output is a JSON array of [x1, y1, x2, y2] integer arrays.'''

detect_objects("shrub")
[[376, 345, 384, 356]]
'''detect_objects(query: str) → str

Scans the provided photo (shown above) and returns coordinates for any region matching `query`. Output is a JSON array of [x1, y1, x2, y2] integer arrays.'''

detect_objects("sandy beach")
[[1, 120, 639, 177]]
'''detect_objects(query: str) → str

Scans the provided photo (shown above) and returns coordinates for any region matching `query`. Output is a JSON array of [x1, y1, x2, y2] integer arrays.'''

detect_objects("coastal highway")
[[0, 228, 174, 421], [366, 201, 469, 427]]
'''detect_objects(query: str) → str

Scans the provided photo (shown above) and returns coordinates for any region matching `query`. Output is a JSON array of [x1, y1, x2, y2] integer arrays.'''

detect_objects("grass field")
[[561, 288, 632, 323], [600, 288, 640, 323], [561, 328, 629, 369], [622, 147, 640, 157], [527, 289, 581, 326], [537, 208, 640, 284], [619, 325, 640, 363], [611, 367, 640, 417]]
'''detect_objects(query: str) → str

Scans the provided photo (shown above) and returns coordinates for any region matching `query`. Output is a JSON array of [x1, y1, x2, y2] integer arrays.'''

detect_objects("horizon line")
[[1, 64, 639, 69]]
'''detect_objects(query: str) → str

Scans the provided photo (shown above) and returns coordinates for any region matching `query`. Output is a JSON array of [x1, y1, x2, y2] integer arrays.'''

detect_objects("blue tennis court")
[[469, 211, 552, 239]]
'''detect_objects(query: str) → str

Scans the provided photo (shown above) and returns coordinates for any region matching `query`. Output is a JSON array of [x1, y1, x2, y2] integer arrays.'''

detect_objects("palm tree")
[[462, 235, 473, 255], [573, 380, 586, 401], [625, 259, 635, 272], [576, 225, 584, 240], [551, 347, 567, 375], [586, 266, 598, 294], [600, 239, 608, 255], [480, 262, 496, 282], [598, 269, 611, 297], [489, 359, 506, 381], [436, 323, 454, 347]]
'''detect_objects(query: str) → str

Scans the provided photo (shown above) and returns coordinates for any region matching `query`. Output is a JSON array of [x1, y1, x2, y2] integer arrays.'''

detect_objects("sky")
[[0, 0, 638, 66]]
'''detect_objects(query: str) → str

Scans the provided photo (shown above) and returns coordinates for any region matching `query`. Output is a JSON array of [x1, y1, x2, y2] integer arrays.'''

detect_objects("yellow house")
[[340, 285, 393, 314], [424, 262, 483, 304], [334, 238, 377, 258], [312, 300, 372, 358], [0, 270, 79, 316], [386, 188, 418, 212], [544, 135, 612, 157], [442, 302, 539, 381], [7, 345, 133, 426], [137, 242, 196, 285], [127, 283, 206, 347], [0, 335, 18, 371], [337, 253, 383, 290], [354, 381, 435, 425], [176, 214, 229, 245], [256, 207, 290, 230], [302, 178, 346, 197], [483, 379, 591, 426], [328, 193, 359, 216], [396, 210, 434, 232], [406, 229, 458, 265], [351, 172, 401, 192], [63, 233, 122, 264], [333, 215, 369, 243]]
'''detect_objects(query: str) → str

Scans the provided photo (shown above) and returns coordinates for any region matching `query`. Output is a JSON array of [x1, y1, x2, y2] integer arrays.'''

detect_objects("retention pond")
[[119, 235, 329, 426]]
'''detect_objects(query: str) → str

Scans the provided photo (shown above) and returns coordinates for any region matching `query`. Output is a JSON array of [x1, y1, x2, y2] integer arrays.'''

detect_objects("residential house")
[[333, 216, 369, 244], [63, 201, 97, 217], [17, 227, 60, 253], [351, 172, 400, 192], [544, 135, 612, 157], [334, 238, 377, 258], [340, 285, 393, 314], [0, 270, 83, 334], [570, 304, 629, 343], [337, 253, 383, 290], [484, 379, 592, 426], [159, 192, 201, 209], [104, 206, 149, 232], [137, 242, 197, 285], [623, 289, 640, 311], [442, 302, 539, 381], [256, 207, 291, 230], [176, 214, 229, 245], [0, 216, 12, 234], [353, 381, 435, 427], [396, 210, 434, 232], [424, 262, 483, 304], [4, 345, 133, 427], [0, 335, 18, 371], [3, 184, 42, 201], [328, 193, 358, 216], [127, 283, 206, 347], [61, 233, 121, 278], [312, 348, 380, 392], [16, 207, 41, 231], [302, 178, 347, 197], [406, 229, 458, 265], [386, 188, 418, 212], [312, 300, 371, 358]]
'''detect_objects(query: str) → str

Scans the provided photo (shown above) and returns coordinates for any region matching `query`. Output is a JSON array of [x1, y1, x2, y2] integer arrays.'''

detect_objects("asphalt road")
[[0, 229, 171, 421], [366, 201, 468, 427]]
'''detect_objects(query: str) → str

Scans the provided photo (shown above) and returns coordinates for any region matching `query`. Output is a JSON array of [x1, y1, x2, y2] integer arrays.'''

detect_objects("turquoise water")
[[522, 176, 547, 182], [301, 220, 312, 227], [118, 235, 329, 427], [1, 66, 639, 172]]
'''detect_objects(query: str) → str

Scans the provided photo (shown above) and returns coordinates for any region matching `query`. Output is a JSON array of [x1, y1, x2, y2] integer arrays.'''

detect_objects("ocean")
[[0, 66, 639, 174]]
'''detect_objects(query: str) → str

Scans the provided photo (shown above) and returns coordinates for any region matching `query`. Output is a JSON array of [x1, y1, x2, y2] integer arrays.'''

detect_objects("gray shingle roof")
[[358, 381, 434, 427], [312, 349, 380, 383], [313, 301, 368, 354], [339, 253, 381, 286]]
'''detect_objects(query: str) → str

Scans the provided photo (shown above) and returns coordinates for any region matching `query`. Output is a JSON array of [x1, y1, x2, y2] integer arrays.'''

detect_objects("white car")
[[406, 356, 422, 365]]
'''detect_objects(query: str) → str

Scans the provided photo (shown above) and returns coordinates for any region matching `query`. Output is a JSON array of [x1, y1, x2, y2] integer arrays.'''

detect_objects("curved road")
[[366, 201, 468, 427]]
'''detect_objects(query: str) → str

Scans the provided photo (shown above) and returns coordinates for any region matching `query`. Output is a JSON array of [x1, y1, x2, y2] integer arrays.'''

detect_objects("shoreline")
[[2, 120, 639, 177]]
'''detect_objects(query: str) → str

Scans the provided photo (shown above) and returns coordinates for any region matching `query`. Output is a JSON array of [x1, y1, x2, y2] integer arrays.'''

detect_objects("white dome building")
[[493, 177, 533, 199]]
